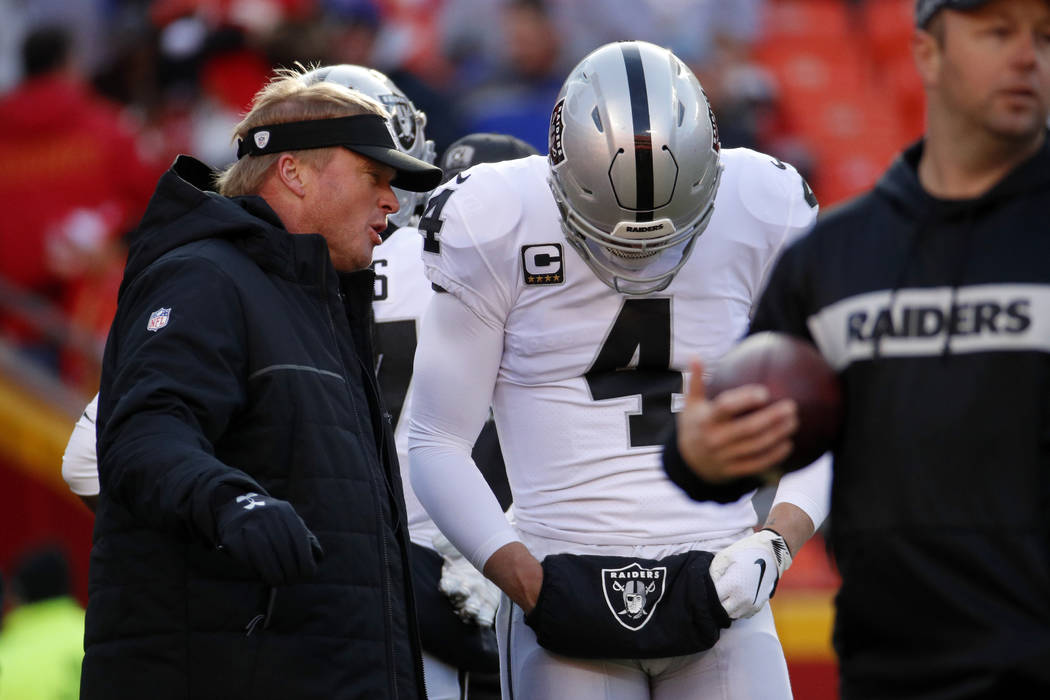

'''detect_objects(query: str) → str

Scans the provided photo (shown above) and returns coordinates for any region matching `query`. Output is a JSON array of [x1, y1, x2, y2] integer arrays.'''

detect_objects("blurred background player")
[[0, 24, 160, 377], [664, 0, 1050, 696], [409, 40, 829, 699], [0, 545, 85, 700]]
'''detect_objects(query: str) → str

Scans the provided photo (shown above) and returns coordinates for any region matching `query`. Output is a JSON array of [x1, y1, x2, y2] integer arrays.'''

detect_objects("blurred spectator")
[[0, 545, 85, 700], [327, 2, 463, 153], [550, 0, 767, 69], [458, 0, 564, 152], [0, 24, 161, 372]]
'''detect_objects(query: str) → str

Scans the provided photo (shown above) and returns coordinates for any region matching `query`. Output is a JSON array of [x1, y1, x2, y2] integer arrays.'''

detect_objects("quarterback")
[[408, 41, 830, 698]]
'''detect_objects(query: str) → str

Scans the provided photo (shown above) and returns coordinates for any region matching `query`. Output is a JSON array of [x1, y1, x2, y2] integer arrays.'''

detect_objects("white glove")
[[432, 532, 502, 627], [710, 529, 793, 620]]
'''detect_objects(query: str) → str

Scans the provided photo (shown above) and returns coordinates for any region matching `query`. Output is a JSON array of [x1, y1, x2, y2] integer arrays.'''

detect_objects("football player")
[[408, 41, 830, 698]]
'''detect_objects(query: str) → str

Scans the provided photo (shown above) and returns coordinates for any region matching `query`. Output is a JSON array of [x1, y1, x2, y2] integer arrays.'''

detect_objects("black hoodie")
[[746, 137, 1050, 698], [84, 156, 425, 700]]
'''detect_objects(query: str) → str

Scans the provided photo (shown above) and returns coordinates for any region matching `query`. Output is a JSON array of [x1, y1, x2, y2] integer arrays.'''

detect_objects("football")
[[706, 332, 842, 474]]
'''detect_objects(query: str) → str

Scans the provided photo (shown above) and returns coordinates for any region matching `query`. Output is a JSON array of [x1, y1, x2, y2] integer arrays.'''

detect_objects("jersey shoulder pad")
[[720, 148, 818, 229], [420, 157, 548, 321], [426, 158, 540, 250]]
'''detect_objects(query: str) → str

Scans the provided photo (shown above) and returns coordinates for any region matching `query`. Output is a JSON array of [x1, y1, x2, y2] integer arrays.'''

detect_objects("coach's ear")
[[913, 22, 942, 89], [274, 153, 307, 198]]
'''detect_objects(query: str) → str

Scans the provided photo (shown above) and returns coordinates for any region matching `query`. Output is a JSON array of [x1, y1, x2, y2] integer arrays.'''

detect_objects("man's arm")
[[62, 393, 101, 512], [99, 256, 263, 539], [665, 358, 798, 489], [408, 292, 541, 611]]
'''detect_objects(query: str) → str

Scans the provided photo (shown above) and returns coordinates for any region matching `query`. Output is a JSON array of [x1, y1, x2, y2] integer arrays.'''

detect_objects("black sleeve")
[[662, 233, 815, 503], [662, 428, 762, 504], [98, 253, 263, 544], [750, 233, 815, 341]]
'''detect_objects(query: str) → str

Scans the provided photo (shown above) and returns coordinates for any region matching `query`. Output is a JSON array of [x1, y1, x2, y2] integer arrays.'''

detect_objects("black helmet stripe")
[[621, 43, 654, 222]]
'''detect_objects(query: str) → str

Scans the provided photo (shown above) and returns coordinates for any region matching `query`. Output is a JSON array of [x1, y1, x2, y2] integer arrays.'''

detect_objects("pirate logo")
[[380, 94, 418, 152], [602, 562, 667, 631]]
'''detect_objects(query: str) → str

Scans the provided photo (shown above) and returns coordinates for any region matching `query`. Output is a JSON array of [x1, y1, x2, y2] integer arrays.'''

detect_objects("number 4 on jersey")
[[418, 189, 454, 254], [585, 298, 682, 447]]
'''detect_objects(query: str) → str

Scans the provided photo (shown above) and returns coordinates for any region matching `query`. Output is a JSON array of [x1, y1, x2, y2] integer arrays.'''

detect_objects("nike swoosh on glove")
[[432, 532, 501, 627], [709, 528, 792, 619], [216, 492, 324, 586]]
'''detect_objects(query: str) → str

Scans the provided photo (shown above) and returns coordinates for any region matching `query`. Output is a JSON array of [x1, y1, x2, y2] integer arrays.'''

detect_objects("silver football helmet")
[[548, 41, 722, 294], [303, 64, 437, 228]]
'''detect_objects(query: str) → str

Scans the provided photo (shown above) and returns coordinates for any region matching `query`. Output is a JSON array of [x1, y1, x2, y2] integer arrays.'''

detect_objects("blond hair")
[[215, 66, 388, 196]]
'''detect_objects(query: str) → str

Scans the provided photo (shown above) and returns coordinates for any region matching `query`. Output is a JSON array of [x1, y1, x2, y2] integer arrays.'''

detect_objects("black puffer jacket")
[[83, 156, 425, 700]]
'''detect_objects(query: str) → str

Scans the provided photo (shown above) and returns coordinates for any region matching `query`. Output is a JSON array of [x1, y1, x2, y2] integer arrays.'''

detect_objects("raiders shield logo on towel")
[[602, 562, 667, 631]]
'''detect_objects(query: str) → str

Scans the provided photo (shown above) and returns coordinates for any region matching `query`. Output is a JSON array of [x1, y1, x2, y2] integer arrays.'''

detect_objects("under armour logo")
[[236, 493, 266, 510]]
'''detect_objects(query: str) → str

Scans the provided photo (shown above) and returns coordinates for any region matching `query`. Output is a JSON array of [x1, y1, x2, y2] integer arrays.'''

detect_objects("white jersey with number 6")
[[371, 224, 440, 550]]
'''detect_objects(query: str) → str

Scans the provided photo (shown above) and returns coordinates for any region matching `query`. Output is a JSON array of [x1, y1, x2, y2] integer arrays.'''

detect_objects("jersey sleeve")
[[736, 151, 820, 313], [408, 291, 520, 571], [419, 165, 524, 328], [62, 393, 101, 497], [771, 452, 831, 529]]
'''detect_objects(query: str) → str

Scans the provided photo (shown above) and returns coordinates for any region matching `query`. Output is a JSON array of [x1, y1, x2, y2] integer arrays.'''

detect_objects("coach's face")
[[304, 148, 399, 272], [923, 0, 1050, 142]]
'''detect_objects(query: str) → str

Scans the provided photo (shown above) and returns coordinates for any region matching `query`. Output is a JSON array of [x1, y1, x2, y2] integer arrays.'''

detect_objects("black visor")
[[236, 114, 442, 192]]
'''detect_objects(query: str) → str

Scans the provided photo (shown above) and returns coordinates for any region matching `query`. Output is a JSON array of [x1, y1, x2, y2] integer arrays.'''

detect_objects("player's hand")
[[710, 529, 792, 619], [676, 358, 798, 483], [215, 492, 324, 586], [433, 533, 502, 627]]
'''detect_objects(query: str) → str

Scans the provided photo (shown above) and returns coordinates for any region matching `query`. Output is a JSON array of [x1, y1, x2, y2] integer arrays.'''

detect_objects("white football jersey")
[[420, 151, 819, 547], [371, 225, 439, 549]]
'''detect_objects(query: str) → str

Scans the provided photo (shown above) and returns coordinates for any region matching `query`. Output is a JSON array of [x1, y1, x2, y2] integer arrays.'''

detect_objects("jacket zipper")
[[324, 270, 400, 697]]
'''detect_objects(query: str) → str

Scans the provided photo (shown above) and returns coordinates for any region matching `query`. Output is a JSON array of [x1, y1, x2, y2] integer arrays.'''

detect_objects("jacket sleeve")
[[749, 233, 815, 340], [661, 429, 763, 503], [97, 252, 263, 544], [663, 233, 817, 503]]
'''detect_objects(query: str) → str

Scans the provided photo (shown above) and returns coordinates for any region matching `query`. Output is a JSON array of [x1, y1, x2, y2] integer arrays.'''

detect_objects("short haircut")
[[215, 66, 390, 197], [12, 545, 72, 603], [926, 12, 947, 46], [22, 25, 72, 78]]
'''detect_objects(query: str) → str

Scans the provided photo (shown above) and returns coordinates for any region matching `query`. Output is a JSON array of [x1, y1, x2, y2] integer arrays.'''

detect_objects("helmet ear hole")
[[591, 107, 603, 132]]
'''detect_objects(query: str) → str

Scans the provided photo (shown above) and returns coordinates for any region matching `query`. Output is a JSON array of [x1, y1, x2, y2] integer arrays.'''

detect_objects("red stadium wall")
[[0, 460, 92, 607]]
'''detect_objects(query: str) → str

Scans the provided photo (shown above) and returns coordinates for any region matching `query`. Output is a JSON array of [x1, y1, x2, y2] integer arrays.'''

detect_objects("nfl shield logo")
[[601, 562, 667, 631], [254, 130, 270, 149], [147, 307, 171, 332]]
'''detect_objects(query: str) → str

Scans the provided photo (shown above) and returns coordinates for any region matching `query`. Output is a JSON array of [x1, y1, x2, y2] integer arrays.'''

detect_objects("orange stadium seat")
[[754, 0, 923, 206], [862, 0, 916, 65], [760, 0, 852, 44], [755, 39, 868, 102]]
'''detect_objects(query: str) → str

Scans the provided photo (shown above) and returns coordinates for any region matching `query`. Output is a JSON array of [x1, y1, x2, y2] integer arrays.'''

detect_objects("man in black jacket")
[[83, 67, 441, 700], [664, 0, 1050, 697]]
